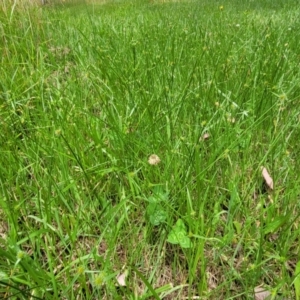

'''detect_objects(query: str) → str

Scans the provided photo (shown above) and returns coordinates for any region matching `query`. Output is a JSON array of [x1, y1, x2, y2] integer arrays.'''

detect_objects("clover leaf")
[[167, 219, 191, 248], [146, 203, 167, 226]]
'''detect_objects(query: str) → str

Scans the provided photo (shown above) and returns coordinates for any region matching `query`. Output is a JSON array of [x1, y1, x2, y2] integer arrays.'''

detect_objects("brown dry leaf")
[[254, 286, 271, 300], [206, 271, 217, 291], [261, 167, 274, 190], [253, 191, 258, 200]]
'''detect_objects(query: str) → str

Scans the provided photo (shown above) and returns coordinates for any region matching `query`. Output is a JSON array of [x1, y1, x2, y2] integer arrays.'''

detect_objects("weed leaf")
[[167, 219, 191, 248], [263, 215, 288, 235], [146, 203, 167, 226]]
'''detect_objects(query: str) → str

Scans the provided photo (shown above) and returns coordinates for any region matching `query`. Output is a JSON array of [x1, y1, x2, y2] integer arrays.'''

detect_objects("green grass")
[[1, 0, 300, 299]]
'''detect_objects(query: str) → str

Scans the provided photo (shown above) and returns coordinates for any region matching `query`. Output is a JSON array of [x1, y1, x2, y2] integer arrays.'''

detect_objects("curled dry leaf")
[[116, 271, 127, 287], [261, 167, 274, 190], [254, 286, 271, 300]]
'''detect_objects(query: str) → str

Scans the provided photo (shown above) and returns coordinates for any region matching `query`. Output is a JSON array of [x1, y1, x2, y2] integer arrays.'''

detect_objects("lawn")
[[0, 0, 300, 299]]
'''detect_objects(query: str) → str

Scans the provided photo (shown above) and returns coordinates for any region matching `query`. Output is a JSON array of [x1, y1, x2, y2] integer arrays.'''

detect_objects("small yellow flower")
[[219, 5, 224, 10], [55, 129, 61, 136], [279, 94, 287, 101], [148, 154, 161, 165], [17, 251, 25, 260], [76, 266, 85, 275], [93, 271, 106, 288], [128, 171, 136, 177]]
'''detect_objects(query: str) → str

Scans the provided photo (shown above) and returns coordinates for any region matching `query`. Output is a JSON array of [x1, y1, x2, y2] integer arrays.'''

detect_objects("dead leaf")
[[261, 167, 274, 190], [116, 270, 127, 286], [206, 271, 217, 291], [254, 286, 271, 300], [253, 191, 258, 200]]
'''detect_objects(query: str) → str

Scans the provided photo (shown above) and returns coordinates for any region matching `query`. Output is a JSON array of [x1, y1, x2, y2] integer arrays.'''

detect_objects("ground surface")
[[1, 0, 300, 299]]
